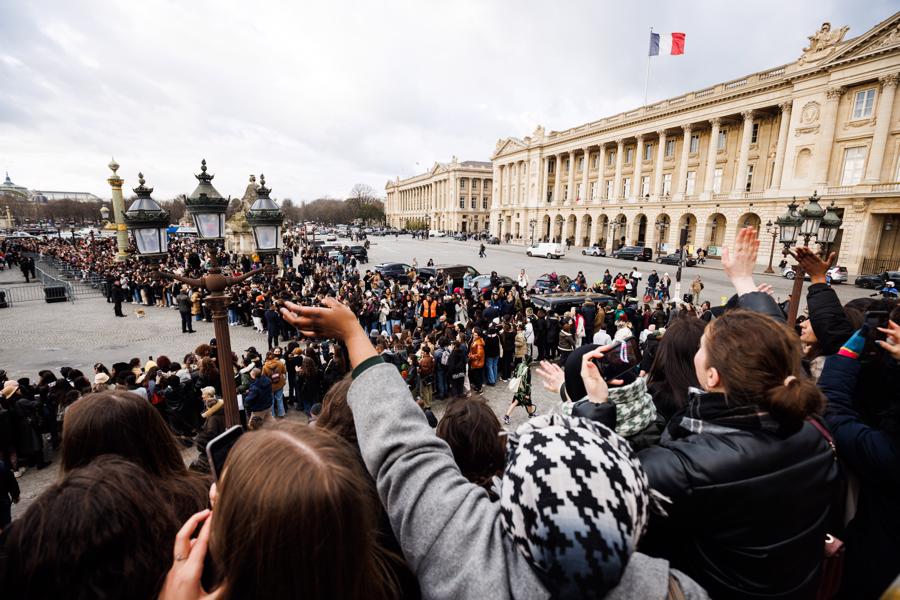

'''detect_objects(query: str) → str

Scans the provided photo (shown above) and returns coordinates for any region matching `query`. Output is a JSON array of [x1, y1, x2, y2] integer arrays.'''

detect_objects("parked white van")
[[526, 242, 565, 259]]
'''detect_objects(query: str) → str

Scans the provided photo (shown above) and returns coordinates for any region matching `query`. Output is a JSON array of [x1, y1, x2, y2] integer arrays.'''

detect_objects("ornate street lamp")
[[654, 217, 668, 254], [775, 197, 802, 248], [798, 191, 825, 244], [529, 217, 537, 246], [817, 200, 842, 254], [779, 193, 842, 327], [246, 174, 284, 261], [158, 162, 276, 429], [763, 219, 780, 274], [185, 159, 228, 239], [124, 173, 170, 260], [99, 205, 110, 223]]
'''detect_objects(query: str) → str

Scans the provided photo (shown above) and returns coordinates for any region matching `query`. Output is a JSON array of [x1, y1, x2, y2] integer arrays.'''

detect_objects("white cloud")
[[0, 0, 893, 201]]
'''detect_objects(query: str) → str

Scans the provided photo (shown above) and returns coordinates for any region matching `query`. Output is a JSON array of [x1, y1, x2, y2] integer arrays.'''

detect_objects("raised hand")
[[877, 320, 900, 360], [280, 297, 376, 369], [535, 360, 565, 394], [790, 246, 835, 285], [158, 509, 222, 600], [580, 347, 609, 404], [721, 226, 760, 296]]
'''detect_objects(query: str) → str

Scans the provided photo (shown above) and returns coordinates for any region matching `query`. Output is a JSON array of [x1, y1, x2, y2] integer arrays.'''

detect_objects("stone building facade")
[[385, 157, 492, 233], [490, 13, 900, 273]]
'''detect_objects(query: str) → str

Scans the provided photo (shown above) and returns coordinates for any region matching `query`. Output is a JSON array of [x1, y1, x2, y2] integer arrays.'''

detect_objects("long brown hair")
[[2, 456, 179, 600], [316, 374, 356, 448], [436, 397, 506, 492], [210, 423, 397, 600], [705, 311, 823, 427], [61, 391, 209, 520]]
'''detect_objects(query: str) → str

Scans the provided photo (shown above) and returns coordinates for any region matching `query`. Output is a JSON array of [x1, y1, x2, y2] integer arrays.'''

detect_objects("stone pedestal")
[[226, 224, 254, 255]]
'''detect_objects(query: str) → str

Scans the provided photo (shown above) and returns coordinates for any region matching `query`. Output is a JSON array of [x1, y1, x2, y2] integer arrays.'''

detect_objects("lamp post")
[[654, 217, 668, 255], [123, 173, 170, 265], [763, 219, 779, 274], [609, 215, 625, 253], [529, 217, 537, 247], [100, 205, 110, 224], [777, 193, 841, 327], [555, 215, 563, 243], [156, 161, 281, 428]]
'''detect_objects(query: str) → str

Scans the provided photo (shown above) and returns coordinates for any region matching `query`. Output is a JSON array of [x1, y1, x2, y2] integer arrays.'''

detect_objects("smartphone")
[[206, 425, 243, 480], [592, 338, 640, 384], [863, 311, 889, 358]]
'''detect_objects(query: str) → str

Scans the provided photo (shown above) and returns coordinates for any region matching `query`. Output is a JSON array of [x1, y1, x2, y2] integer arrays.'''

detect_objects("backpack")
[[440, 348, 450, 366]]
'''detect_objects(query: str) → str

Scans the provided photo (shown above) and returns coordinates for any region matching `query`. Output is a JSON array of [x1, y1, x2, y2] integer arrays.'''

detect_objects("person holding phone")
[[159, 423, 402, 600], [818, 323, 900, 599]]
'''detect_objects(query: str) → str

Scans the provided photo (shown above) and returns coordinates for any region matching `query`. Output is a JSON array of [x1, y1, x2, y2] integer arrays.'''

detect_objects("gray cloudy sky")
[[0, 0, 894, 201]]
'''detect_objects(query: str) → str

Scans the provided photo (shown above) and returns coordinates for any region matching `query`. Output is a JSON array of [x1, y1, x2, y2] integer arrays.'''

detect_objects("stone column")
[[814, 87, 845, 188], [613, 139, 625, 200], [590, 215, 600, 246], [110, 164, 139, 253], [703, 118, 722, 195], [675, 124, 692, 198], [632, 135, 644, 200], [865, 73, 899, 183], [733, 111, 755, 193], [553, 153, 562, 204], [595, 145, 606, 201], [769, 103, 792, 190], [565, 150, 575, 204], [653, 130, 667, 197], [580, 147, 590, 203]]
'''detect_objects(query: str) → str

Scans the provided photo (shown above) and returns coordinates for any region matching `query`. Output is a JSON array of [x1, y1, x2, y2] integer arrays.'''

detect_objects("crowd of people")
[[0, 226, 899, 599]]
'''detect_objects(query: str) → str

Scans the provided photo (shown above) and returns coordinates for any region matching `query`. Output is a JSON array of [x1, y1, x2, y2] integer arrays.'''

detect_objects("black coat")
[[545, 316, 561, 347], [637, 396, 840, 600], [820, 355, 900, 599]]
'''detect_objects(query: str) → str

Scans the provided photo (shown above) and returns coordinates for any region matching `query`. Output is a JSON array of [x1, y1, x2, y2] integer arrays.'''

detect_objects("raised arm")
[[281, 299, 536, 599]]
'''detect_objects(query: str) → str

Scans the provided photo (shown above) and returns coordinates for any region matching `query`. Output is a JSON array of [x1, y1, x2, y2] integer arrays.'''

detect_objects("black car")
[[374, 262, 413, 284], [855, 270, 900, 289], [470, 273, 516, 292], [417, 264, 480, 288], [612, 246, 653, 261], [529, 292, 618, 315], [348, 245, 368, 263], [487, 236, 500, 245], [656, 252, 697, 267]]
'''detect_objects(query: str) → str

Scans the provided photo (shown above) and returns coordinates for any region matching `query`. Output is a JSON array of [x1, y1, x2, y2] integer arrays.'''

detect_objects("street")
[[365, 235, 873, 309]]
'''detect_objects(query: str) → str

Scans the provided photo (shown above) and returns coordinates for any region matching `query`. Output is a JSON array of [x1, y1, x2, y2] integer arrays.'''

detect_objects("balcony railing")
[[872, 182, 900, 193], [823, 185, 858, 195], [742, 191, 764, 200]]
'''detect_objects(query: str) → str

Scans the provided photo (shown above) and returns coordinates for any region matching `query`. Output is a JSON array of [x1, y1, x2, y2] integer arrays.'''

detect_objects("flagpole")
[[643, 27, 652, 105]]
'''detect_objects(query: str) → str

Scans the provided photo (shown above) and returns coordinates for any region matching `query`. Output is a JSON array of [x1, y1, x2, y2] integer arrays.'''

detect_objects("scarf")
[[608, 377, 656, 438], [500, 413, 650, 599], [672, 387, 781, 439]]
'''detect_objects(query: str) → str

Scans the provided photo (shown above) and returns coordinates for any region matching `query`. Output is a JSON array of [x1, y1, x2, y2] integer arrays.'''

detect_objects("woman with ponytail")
[[635, 228, 841, 600]]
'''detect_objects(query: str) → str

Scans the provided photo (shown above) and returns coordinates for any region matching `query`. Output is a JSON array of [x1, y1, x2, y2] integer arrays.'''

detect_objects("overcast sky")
[[0, 0, 894, 202]]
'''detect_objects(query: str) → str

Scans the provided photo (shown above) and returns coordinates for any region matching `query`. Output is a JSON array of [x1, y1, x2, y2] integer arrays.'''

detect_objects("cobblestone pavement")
[[0, 237, 874, 519]]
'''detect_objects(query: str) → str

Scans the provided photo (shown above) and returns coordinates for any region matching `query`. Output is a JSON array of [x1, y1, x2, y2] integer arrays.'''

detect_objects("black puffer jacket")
[[637, 394, 840, 600]]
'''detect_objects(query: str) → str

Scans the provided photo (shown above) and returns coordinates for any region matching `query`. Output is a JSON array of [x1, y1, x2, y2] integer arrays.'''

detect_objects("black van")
[[416, 264, 480, 288], [612, 246, 653, 261]]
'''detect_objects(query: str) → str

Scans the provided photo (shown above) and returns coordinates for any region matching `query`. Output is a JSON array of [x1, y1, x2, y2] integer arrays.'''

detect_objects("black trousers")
[[180, 311, 193, 332], [114, 301, 124, 316]]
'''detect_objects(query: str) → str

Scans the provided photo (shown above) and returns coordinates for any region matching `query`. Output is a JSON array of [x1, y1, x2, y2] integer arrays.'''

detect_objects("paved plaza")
[[0, 236, 876, 519]]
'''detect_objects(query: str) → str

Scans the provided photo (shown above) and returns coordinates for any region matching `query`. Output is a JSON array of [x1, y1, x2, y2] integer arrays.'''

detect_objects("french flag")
[[649, 32, 686, 56]]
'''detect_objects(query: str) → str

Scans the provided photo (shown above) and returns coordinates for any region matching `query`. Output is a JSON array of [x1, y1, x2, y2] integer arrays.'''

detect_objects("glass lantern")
[[123, 173, 170, 258], [246, 174, 284, 256], [799, 192, 825, 239], [775, 199, 801, 246], [184, 159, 228, 239], [818, 201, 842, 244]]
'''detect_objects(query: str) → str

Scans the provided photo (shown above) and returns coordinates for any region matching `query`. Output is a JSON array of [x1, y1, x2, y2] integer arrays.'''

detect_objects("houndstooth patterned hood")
[[500, 413, 650, 599]]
